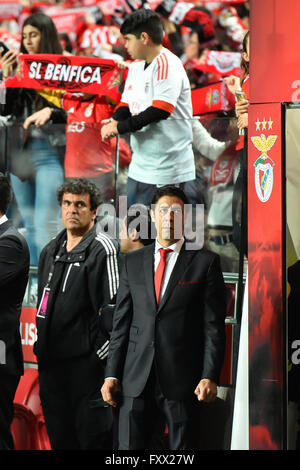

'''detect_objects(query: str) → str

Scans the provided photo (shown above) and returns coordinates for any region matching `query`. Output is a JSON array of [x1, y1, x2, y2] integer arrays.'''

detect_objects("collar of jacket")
[[0, 218, 12, 236], [50, 224, 97, 263]]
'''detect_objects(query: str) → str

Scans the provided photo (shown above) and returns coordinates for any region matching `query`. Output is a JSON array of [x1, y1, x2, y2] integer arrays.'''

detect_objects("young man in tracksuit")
[[34, 178, 119, 450]]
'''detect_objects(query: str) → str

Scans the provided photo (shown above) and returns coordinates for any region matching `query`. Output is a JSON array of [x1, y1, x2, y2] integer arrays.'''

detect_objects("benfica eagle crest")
[[251, 133, 277, 203]]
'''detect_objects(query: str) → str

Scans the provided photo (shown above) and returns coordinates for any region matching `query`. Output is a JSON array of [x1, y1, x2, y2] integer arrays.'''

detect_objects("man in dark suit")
[[101, 185, 227, 450], [0, 173, 30, 449]]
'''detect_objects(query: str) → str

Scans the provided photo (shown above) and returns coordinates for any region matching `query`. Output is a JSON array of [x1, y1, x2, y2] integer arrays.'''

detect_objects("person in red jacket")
[[24, 92, 132, 202]]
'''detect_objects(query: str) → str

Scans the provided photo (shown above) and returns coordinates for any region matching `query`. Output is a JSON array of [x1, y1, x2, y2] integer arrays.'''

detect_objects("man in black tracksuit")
[[34, 178, 119, 450]]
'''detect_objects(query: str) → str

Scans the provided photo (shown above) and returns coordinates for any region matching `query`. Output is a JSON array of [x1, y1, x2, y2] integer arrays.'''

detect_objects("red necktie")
[[154, 248, 172, 304]]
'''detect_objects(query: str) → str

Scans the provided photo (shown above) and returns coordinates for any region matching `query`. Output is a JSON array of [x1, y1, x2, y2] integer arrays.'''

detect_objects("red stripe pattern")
[[156, 53, 169, 81]]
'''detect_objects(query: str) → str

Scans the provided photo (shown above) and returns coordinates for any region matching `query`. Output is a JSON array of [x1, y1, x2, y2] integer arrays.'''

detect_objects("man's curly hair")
[[57, 178, 102, 211]]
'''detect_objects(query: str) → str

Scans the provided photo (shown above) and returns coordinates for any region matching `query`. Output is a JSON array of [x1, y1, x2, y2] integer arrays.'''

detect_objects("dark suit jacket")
[[0, 219, 30, 376], [105, 241, 227, 401]]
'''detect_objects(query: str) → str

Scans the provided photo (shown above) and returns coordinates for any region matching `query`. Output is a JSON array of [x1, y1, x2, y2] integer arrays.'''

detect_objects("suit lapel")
[[157, 244, 196, 313], [143, 244, 157, 310]]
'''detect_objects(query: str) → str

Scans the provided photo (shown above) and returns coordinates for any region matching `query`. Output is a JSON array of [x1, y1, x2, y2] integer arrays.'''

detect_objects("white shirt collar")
[[154, 237, 184, 254], [0, 214, 8, 225]]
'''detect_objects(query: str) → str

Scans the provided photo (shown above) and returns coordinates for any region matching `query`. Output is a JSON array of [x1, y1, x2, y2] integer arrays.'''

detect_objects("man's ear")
[[128, 228, 140, 242], [91, 209, 97, 221], [140, 31, 151, 45]]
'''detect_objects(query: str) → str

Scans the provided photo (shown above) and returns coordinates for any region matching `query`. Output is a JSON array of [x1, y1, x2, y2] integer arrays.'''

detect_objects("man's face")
[[151, 195, 185, 245], [61, 192, 96, 235], [123, 33, 145, 60]]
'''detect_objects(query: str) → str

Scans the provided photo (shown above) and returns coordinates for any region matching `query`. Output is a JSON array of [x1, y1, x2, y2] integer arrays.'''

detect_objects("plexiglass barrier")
[[0, 115, 247, 277], [1, 115, 247, 449]]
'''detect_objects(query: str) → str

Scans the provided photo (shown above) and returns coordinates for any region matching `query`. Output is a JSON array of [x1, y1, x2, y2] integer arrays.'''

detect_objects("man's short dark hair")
[[120, 8, 164, 45], [151, 185, 189, 206], [57, 178, 102, 211], [0, 173, 13, 215], [127, 203, 155, 246]]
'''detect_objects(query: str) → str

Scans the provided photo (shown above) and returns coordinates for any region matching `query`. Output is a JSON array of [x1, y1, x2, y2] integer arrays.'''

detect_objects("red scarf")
[[191, 80, 236, 116], [1, 54, 128, 101]]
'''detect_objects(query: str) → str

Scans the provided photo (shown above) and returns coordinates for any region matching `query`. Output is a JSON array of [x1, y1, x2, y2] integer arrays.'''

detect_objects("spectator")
[[101, 9, 195, 207], [224, 30, 249, 259], [24, 92, 132, 203], [206, 141, 241, 273], [184, 116, 233, 207], [236, 30, 250, 131], [0, 13, 66, 266], [58, 32, 73, 54], [0, 173, 29, 450], [101, 185, 227, 450], [224, 30, 249, 131], [34, 178, 119, 449]]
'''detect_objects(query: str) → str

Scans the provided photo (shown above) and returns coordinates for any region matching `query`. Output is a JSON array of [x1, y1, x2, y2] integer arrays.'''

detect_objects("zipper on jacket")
[[62, 263, 73, 293]]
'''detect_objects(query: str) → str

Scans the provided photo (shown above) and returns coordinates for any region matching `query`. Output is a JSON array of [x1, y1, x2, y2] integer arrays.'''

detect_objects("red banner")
[[78, 25, 121, 53], [0, 28, 20, 53], [191, 80, 235, 115], [1, 54, 127, 100], [251, 0, 300, 104], [43, 7, 86, 35], [0, 1, 22, 22], [218, 5, 248, 50], [192, 50, 242, 78]]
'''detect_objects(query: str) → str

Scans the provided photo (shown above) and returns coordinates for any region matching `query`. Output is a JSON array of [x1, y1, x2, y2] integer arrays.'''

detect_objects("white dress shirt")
[[154, 237, 185, 300], [0, 214, 8, 225]]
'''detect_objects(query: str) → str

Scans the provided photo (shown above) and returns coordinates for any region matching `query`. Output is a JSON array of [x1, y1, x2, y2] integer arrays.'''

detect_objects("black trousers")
[[0, 373, 20, 450], [118, 366, 199, 450], [38, 354, 113, 450]]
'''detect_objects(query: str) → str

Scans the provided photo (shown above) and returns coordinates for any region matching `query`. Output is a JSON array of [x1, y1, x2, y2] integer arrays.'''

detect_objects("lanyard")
[[45, 240, 67, 289]]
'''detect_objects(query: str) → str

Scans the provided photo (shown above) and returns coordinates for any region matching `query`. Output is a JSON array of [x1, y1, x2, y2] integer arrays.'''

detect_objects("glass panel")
[[2, 115, 246, 276], [285, 106, 300, 450], [3, 111, 246, 449], [195, 116, 245, 275]]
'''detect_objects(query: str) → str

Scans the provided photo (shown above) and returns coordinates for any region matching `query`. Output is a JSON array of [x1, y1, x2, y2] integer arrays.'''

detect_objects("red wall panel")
[[248, 102, 285, 449], [251, 0, 300, 104]]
